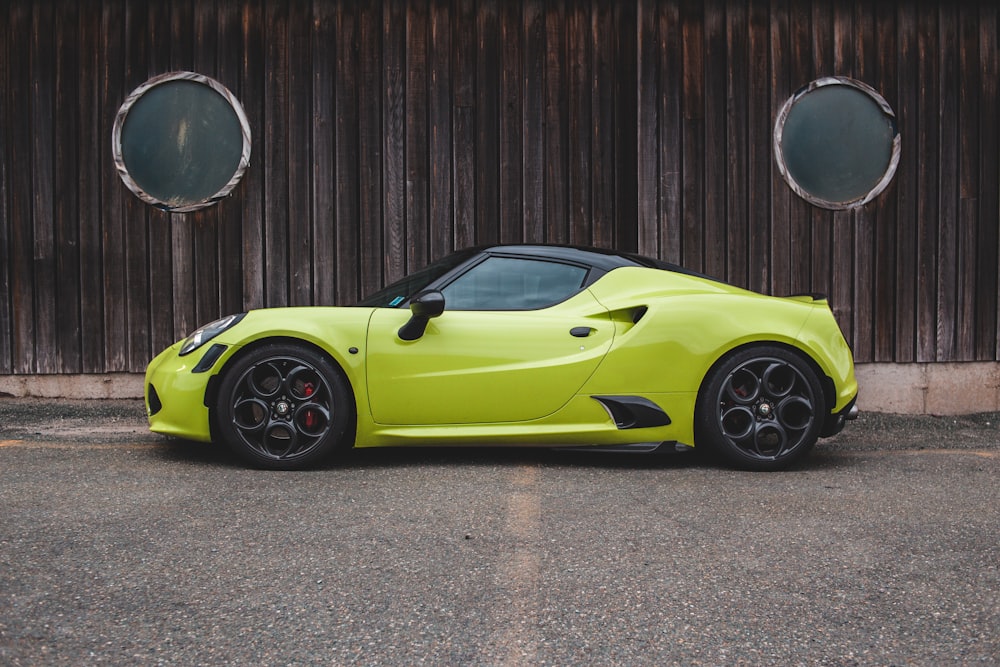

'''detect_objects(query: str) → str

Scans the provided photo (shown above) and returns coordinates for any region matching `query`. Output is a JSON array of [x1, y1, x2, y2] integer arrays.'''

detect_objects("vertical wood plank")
[[264, 0, 290, 307], [544, 1, 568, 244], [567, 1, 592, 247], [787, 0, 812, 296], [0, 3, 13, 373], [522, 0, 545, 243], [590, 0, 615, 248], [31, 2, 57, 373], [312, 0, 337, 305], [335, 3, 361, 304], [54, 1, 82, 372], [78, 0, 104, 373], [872, 1, 899, 361], [451, 0, 476, 251], [768, 0, 791, 296], [103, 3, 132, 371], [725, 0, 748, 287], [192, 1, 222, 327], [659, 0, 683, 264], [915, 6, 939, 361], [936, 4, 959, 361], [614, 0, 637, 252], [406, 1, 429, 268], [978, 3, 999, 360], [681, 0, 705, 271], [499, 0, 523, 244], [428, 0, 453, 259], [287, 0, 313, 306], [476, 0, 500, 245], [894, 4, 918, 362], [809, 0, 834, 301], [956, 4, 980, 359], [8, 1, 34, 373], [746, 0, 770, 292], [637, 0, 660, 257], [216, 0, 244, 316], [357, 0, 383, 297], [240, 0, 266, 311], [850, 0, 876, 362], [830, 2, 855, 344], [702, 0, 727, 279], [383, 0, 407, 280]]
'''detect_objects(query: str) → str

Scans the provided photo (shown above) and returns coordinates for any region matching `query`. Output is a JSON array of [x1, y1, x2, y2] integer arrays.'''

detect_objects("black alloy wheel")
[[696, 346, 825, 471]]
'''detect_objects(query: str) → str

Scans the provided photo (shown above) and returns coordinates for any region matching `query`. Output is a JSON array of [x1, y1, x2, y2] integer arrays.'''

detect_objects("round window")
[[774, 77, 899, 210], [112, 71, 251, 213]]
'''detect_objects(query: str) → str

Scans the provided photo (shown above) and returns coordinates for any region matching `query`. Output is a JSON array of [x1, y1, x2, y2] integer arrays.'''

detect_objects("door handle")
[[570, 326, 594, 338]]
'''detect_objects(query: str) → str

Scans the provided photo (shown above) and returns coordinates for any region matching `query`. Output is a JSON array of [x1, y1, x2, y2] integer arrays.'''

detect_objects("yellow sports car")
[[145, 245, 857, 470]]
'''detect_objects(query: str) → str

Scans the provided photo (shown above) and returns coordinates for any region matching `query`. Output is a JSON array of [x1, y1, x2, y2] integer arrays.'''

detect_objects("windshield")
[[357, 248, 480, 308]]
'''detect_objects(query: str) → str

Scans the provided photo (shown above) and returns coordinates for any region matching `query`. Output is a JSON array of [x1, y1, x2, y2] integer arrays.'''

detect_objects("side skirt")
[[552, 441, 693, 454]]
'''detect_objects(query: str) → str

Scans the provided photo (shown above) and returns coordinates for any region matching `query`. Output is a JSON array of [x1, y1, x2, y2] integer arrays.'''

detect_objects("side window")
[[442, 257, 588, 310]]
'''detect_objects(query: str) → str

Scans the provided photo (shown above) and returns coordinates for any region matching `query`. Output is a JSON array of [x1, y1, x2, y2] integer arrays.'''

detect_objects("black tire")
[[695, 345, 826, 471], [214, 343, 354, 470]]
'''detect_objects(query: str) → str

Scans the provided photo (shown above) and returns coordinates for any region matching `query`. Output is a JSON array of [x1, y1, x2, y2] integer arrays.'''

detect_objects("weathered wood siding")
[[0, 0, 998, 374]]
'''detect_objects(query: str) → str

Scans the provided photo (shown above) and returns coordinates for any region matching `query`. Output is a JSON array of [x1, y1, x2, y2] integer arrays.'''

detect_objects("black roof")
[[357, 243, 723, 308]]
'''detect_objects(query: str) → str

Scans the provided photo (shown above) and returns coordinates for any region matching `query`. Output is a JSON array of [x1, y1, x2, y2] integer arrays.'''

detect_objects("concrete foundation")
[[1, 363, 999, 415], [852, 362, 1000, 415], [0, 373, 145, 401]]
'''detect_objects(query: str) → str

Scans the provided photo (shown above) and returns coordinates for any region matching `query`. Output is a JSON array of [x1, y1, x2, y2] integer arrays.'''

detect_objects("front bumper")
[[144, 342, 219, 442]]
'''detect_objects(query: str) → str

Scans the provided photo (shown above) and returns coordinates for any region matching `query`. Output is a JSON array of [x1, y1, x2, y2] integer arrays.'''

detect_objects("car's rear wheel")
[[696, 346, 825, 471], [214, 343, 353, 470]]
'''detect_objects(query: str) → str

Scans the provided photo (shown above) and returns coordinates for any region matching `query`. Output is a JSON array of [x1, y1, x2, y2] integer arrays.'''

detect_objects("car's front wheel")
[[214, 343, 353, 470], [696, 346, 825, 471]]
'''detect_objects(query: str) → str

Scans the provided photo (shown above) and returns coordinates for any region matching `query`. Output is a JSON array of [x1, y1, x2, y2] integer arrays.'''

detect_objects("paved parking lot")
[[1, 399, 998, 665]]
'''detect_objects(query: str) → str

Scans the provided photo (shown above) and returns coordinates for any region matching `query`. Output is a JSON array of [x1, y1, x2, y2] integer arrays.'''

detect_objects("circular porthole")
[[774, 77, 900, 210], [112, 71, 251, 213]]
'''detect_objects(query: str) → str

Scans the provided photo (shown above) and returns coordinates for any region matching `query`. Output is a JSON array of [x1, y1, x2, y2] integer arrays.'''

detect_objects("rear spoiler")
[[784, 292, 828, 303]]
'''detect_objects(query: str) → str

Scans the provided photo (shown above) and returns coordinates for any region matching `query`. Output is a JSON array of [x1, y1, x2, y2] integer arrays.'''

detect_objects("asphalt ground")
[[0, 399, 997, 666]]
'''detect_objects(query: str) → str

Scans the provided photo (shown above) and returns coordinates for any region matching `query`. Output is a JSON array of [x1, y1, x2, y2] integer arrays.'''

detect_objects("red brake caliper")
[[303, 382, 316, 429]]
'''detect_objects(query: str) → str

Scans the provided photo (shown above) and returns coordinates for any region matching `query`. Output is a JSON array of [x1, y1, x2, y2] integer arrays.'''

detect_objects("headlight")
[[179, 313, 246, 356]]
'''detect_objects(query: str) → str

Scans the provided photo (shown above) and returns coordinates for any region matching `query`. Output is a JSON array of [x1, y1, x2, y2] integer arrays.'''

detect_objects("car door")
[[365, 255, 614, 425]]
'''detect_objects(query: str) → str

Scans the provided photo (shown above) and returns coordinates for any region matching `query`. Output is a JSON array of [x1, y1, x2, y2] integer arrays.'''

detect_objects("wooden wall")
[[0, 0, 998, 374]]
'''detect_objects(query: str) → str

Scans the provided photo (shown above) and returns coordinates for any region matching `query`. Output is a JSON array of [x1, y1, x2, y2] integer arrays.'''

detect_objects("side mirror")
[[398, 290, 445, 341]]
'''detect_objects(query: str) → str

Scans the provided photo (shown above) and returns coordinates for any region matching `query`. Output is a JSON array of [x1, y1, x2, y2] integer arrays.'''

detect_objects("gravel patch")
[[0, 398, 152, 444]]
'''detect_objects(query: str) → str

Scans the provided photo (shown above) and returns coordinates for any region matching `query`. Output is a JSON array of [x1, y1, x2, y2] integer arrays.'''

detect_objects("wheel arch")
[[695, 340, 836, 424]]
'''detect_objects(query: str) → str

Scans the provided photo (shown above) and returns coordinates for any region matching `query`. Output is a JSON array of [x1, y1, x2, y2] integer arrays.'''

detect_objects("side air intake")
[[591, 395, 671, 429]]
